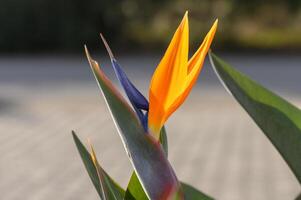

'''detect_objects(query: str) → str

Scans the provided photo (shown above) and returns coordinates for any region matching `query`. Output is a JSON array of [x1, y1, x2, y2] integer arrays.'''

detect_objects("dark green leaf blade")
[[181, 183, 213, 200], [89, 143, 125, 200], [159, 126, 168, 157], [72, 131, 125, 200], [125, 172, 148, 200], [85, 47, 182, 199], [209, 52, 301, 184], [72, 131, 103, 198]]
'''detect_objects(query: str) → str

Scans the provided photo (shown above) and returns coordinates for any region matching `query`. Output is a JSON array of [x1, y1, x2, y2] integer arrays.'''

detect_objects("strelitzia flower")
[[100, 12, 217, 140], [148, 12, 218, 137]]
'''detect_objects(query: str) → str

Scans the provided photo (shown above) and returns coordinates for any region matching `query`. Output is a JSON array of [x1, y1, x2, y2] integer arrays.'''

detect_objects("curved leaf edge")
[[85, 46, 182, 199], [209, 52, 301, 184], [72, 131, 125, 200]]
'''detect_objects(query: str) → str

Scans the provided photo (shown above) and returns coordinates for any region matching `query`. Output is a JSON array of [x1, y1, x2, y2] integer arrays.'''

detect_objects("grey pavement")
[[0, 54, 300, 199]]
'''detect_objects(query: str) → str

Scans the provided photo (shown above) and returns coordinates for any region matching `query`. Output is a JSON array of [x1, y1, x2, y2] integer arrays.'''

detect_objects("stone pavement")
[[0, 82, 300, 200], [0, 54, 300, 199]]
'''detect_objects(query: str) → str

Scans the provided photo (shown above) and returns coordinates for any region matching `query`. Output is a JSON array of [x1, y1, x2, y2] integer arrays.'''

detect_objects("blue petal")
[[100, 33, 149, 131], [111, 59, 149, 111], [111, 60, 149, 131], [142, 112, 149, 132]]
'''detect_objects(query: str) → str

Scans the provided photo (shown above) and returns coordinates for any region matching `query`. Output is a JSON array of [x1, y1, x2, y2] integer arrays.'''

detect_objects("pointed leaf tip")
[[85, 45, 97, 68], [100, 33, 115, 60], [88, 141, 98, 165], [72, 131, 104, 198], [98, 34, 149, 130], [72, 132, 125, 199]]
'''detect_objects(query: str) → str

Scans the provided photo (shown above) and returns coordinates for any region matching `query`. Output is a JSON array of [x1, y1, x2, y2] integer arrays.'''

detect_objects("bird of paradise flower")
[[86, 11, 218, 141]]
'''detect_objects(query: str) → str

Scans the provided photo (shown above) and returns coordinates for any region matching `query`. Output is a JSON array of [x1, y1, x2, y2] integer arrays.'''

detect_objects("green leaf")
[[125, 127, 168, 200], [85, 47, 182, 200], [89, 143, 125, 200], [72, 131, 125, 199], [125, 173, 148, 200], [124, 178, 214, 200], [181, 183, 213, 200], [209, 52, 301, 184], [159, 126, 168, 157], [123, 129, 214, 200]]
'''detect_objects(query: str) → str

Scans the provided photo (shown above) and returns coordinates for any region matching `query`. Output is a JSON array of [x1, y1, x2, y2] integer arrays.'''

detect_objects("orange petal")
[[166, 19, 218, 117], [148, 16, 218, 139], [148, 12, 189, 137], [187, 19, 218, 82]]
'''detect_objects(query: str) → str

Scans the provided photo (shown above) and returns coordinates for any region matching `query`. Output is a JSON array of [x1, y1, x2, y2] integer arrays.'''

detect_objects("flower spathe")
[[148, 12, 218, 138]]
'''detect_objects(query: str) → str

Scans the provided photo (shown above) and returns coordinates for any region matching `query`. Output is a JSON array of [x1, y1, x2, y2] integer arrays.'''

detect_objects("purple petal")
[[99, 33, 149, 111], [99, 34, 149, 131], [112, 60, 149, 131], [111, 59, 149, 110]]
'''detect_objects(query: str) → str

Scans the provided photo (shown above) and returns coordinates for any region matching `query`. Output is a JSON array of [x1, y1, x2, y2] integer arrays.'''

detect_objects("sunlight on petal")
[[148, 14, 218, 138], [148, 12, 190, 137]]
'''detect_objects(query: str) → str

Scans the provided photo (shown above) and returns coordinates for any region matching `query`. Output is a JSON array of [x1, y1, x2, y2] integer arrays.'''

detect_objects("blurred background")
[[0, 0, 300, 199], [1, 0, 301, 53]]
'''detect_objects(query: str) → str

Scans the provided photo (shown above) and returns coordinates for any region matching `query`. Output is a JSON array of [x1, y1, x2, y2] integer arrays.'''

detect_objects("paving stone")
[[0, 83, 300, 200]]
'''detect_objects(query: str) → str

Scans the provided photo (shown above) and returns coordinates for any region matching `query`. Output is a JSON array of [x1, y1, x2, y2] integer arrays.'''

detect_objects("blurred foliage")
[[0, 0, 301, 53]]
